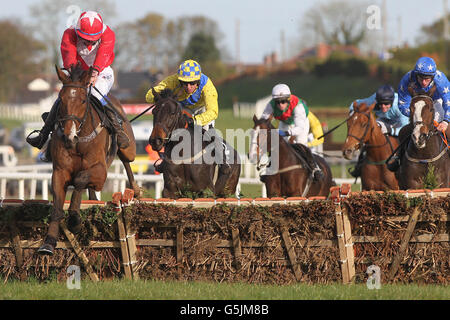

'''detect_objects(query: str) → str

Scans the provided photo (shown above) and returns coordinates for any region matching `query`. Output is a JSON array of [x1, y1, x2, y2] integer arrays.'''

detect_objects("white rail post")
[[19, 179, 25, 200], [1, 179, 6, 199], [42, 179, 48, 200]]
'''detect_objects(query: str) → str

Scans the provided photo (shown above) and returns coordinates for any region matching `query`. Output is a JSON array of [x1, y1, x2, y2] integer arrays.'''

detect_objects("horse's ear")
[[352, 101, 359, 111], [368, 102, 376, 111], [253, 114, 258, 124], [268, 114, 273, 123], [428, 85, 437, 97], [55, 65, 69, 83], [152, 87, 161, 102]]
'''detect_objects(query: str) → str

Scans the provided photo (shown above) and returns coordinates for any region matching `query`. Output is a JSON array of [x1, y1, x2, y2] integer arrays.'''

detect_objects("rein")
[[57, 84, 104, 144]]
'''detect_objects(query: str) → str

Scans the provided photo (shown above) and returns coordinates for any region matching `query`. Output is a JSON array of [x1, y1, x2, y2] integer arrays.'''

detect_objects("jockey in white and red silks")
[[27, 11, 129, 151]]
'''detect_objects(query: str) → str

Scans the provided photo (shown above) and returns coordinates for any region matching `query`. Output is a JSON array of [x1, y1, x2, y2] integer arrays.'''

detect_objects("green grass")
[[1, 279, 448, 300]]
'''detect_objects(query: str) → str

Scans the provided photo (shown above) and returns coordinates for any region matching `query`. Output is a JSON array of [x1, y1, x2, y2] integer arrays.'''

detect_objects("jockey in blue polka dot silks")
[[397, 56, 450, 133]]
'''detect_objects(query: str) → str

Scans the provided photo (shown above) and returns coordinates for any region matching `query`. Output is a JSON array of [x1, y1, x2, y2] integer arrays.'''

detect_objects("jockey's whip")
[[317, 116, 351, 140], [128, 104, 155, 123]]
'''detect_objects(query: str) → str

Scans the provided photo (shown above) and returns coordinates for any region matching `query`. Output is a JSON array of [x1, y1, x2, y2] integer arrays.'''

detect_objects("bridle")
[[56, 83, 92, 135], [153, 97, 189, 144], [347, 109, 393, 150]]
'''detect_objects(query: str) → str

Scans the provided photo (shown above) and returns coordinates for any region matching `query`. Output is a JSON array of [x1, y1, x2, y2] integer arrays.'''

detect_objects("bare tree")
[[301, 0, 370, 47]]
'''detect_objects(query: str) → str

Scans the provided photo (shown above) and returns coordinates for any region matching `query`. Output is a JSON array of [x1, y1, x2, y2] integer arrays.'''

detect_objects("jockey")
[[145, 59, 231, 168], [26, 11, 129, 150], [347, 84, 409, 177], [387, 56, 450, 171], [260, 83, 324, 180]]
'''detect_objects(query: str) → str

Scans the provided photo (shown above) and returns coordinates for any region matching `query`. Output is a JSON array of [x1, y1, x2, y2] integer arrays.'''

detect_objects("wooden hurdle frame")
[[0, 185, 449, 283]]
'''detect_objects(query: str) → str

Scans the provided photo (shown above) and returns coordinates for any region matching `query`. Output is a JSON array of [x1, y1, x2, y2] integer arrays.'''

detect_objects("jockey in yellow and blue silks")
[[145, 59, 219, 129]]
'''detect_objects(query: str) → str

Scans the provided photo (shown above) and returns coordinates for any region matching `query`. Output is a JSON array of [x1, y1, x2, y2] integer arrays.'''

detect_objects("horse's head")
[[248, 114, 274, 164], [342, 102, 376, 160], [408, 86, 437, 149], [55, 63, 92, 149], [149, 88, 187, 151]]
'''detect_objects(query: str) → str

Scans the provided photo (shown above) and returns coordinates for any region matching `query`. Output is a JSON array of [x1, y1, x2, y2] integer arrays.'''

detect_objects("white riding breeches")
[[278, 121, 309, 145], [433, 99, 444, 123], [91, 66, 114, 103]]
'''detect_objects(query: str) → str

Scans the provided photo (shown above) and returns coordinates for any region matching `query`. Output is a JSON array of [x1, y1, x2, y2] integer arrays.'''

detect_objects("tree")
[[301, 1, 369, 46], [417, 14, 450, 43], [182, 32, 221, 63], [0, 20, 45, 102]]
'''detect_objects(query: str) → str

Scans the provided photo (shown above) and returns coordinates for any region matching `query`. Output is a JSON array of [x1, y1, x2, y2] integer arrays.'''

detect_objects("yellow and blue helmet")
[[177, 59, 202, 82]]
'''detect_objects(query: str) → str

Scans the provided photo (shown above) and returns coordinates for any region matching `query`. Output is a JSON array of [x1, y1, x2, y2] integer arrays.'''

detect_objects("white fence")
[[0, 154, 357, 200]]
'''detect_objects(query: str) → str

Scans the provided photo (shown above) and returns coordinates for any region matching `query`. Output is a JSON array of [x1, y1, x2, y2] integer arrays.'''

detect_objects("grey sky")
[[1, 0, 447, 63]]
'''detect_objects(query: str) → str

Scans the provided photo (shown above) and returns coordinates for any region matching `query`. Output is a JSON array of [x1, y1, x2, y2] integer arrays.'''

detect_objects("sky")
[[1, 0, 448, 64]]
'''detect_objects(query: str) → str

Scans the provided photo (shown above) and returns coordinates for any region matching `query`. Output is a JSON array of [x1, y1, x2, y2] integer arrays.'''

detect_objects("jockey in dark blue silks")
[[387, 56, 450, 172], [348, 85, 409, 178]]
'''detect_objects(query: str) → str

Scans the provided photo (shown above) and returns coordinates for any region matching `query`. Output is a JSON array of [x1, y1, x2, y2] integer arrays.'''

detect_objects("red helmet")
[[76, 11, 105, 41]]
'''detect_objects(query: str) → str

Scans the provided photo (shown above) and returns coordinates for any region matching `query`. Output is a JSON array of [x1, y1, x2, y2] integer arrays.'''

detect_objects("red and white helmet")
[[76, 11, 105, 41]]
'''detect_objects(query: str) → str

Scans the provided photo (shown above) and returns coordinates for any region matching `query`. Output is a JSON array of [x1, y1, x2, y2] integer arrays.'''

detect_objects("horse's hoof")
[[67, 215, 82, 234], [37, 243, 54, 255]]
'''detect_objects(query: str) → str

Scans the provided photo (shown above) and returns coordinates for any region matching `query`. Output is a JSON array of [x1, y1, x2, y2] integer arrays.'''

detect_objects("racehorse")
[[38, 64, 140, 255], [148, 88, 241, 198], [249, 115, 333, 197], [397, 86, 450, 189], [342, 102, 399, 190]]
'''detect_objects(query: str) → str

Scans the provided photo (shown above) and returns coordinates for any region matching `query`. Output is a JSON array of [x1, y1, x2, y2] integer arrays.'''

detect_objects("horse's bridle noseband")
[[57, 84, 91, 134]]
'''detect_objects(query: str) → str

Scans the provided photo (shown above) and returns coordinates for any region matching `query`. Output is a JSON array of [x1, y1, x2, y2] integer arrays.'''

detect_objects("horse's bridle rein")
[[57, 83, 92, 135], [347, 109, 394, 151]]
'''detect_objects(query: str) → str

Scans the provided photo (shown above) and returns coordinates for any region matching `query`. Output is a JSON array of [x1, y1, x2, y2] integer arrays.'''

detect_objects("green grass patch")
[[1, 279, 448, 300]]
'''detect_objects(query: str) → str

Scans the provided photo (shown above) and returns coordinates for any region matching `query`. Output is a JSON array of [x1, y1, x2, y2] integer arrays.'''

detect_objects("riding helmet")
[[178, 60, 202, 82], [272, 84, 291, 99], [76, 11, 105, 41], [375, 84, 395, 105], [413, 57, 437, 78]]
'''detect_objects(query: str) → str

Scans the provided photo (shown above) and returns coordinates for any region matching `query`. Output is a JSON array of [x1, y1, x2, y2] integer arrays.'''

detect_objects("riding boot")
[[105, 108, 130, 149], [301, 145, 324, 181], [26, 99, 60, 149]]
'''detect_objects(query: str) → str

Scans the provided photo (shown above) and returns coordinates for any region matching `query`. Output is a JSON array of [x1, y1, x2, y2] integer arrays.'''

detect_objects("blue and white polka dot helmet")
[[177, 59, 202, 82], [414, 57, 437, 77]]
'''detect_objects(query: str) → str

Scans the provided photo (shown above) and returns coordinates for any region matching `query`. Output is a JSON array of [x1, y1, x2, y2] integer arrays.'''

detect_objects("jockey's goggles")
[[275, 99, 290, 105], [179, 80, 200, 87], [417, 73, 434, 80]]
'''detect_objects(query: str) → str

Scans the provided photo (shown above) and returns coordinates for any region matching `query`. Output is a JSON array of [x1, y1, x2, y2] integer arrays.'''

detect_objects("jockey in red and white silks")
[[61, 11, 115, 105]]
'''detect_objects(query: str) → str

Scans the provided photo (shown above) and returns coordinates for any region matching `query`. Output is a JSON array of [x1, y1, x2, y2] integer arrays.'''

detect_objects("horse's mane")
[[159, 88, 174, 99], [68, 63, 88, 82]]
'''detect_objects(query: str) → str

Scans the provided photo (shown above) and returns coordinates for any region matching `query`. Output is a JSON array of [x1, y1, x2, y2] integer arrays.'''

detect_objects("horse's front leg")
[[67, 189, 83, 234], [38, 170, 71, 255], [122, 161, 142, 198]]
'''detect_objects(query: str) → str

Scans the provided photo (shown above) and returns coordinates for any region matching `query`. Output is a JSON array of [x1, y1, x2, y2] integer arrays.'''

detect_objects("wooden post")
[[8, 218, 24, 268], [331, 186, 350, 284], [341, 202, 355, 283], [112, 192, 132, 280], [176, 227, 184, 272], [231, 228, 242, 271], [122, 188, 139, 280], [280, 227, 302, 281], [60, 222, 99, 282], [388, 207, 421, 281]]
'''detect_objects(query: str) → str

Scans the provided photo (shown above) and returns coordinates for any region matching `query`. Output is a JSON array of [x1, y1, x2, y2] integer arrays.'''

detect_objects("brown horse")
[[397, 87, 450, 189], [148, 88, 241, 198], [38, 64, 140, 255], [249, 115, 333, 197], [342, 102, 399, 190]]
